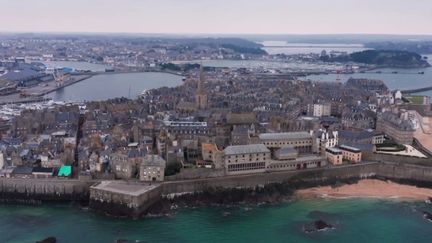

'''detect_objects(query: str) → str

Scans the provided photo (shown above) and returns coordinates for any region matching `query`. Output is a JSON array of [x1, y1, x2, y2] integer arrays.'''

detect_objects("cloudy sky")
[[0, 0, 431, 34]]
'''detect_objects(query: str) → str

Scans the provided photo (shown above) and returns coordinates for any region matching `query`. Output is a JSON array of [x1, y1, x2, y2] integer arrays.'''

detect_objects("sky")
[[0, 0, 431, 35]]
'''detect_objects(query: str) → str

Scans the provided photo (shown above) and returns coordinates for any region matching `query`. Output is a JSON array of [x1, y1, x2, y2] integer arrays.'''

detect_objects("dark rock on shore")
[[303, 220, 334, 233], [423, 211, 432, 222], [146, 183, 296, 217], [146, 178, 366, 218], [36, 236, 56, 243]]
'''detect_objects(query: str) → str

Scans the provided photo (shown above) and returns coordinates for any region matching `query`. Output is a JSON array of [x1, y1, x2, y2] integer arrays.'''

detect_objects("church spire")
[[198, 63, 204, 93], [195, 63, 208, 110]]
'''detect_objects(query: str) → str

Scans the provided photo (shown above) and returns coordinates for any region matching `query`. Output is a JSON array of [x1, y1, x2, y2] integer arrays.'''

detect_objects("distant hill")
[[321, 50, 431, 68], [365, 41, 432, 54]]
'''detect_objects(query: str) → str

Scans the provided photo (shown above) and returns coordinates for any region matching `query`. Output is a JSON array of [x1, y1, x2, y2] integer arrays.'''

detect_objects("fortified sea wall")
[[3, 161, 432, 216], [161, 162, 379, 195], [377, 162, 432, 186], [0, 178, 93, 203]]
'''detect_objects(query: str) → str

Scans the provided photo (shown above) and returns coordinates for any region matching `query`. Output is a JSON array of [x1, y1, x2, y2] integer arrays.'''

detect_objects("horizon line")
[[0, 31, 432, 37]]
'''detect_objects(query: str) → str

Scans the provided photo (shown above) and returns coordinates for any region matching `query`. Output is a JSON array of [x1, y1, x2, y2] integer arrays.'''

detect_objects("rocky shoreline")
[[145, 178, 363, 218], [3, 175, 432, 219]]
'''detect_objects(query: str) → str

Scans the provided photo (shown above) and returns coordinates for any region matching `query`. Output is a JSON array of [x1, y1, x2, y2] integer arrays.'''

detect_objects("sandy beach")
[[296, 179, 432, 201]]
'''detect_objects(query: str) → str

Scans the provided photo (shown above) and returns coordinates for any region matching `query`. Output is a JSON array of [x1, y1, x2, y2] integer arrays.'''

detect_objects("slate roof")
[[12, 166, 33, 175], [259, 132, 312, 141], [226, 113, 257, 125], [224, 144, 270, 155], [142, 154, 166, 167], [1, 68, 44, 82]]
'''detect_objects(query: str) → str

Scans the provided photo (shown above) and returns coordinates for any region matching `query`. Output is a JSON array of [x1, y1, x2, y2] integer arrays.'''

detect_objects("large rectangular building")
[[339, 145, 362, 163], [326, 145, 362, 165], [312, 103, 331, 117], [267, 155, 326, 171], [326, 147, 343, 165], [259, 132, 313, 153], [224, 144, 270, 175], [376, 112, 415, 145]]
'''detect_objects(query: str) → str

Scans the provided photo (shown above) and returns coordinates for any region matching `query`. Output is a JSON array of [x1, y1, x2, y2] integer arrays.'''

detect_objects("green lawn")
[[405, 95, 425, 105]]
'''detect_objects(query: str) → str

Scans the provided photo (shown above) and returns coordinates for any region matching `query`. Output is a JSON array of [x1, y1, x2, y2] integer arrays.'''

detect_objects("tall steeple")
[[196, 64, 208, 110], [197, 64, 204, 93]]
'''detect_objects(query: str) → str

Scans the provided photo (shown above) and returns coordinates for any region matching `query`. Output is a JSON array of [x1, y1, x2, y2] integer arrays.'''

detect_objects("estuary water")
[[41, 54, 432, 102], [1, 199, 431, 243], [44, 72, 183, 102], [302, 66, 432, 97], [42, 61, 109, 72]]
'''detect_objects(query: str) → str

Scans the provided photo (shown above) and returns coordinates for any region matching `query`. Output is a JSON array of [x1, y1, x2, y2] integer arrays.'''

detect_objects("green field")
[[405, 95, 425, 104]]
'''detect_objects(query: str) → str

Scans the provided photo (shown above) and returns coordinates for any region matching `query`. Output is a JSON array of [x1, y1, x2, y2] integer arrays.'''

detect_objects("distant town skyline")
[[0, 0, 431, 35]]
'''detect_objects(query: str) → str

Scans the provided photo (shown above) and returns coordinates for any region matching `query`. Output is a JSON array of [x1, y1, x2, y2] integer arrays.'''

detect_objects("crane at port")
[[51, 67, 72, 87], [53, 68, 65, 87]]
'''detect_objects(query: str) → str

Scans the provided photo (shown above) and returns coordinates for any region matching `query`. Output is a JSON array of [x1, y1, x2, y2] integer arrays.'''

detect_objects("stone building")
[[310, 103, 331, 117], [110, 152, 137, 180], [140, 154, 166, 182], [326, 147, 343, 165], [274, 147, 298, 160], [341, 111, 375, 130], [312, 129, 339, 155], [376, 112, 415, 144], [231, 126, 251, 145], [259, 132, 313, 153], [326, 145, 362, 165], [223, 144, 270, 175], [339, 145, 362, 163], [201, 143, 224, 169], [339, 130, 384, 145], [163, 121, 209, 138], [267, 155, 326, 171]]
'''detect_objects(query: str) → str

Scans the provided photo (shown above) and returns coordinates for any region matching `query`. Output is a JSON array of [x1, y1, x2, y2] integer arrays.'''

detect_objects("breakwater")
[[401, 85, 432, 94]]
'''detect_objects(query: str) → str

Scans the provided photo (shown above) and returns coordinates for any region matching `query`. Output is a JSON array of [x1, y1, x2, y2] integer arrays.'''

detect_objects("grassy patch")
[[376, 140, 406, 152], [405, 95, 425, 105]]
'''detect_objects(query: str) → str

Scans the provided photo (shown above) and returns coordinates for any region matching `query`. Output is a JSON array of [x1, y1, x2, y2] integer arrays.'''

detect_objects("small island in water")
[[321, 49, 431, 68]]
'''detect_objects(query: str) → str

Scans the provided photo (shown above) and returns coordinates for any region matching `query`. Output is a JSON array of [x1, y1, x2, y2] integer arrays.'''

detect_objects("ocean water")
[[1, 199, 431, 243]]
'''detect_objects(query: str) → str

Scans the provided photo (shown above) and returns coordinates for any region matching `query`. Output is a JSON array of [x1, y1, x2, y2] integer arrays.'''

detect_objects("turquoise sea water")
[[1, 199, 431, 243]]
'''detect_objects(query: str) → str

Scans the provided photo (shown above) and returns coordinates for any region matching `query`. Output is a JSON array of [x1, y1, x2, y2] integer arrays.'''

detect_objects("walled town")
[[0, 35, 431, 217]]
